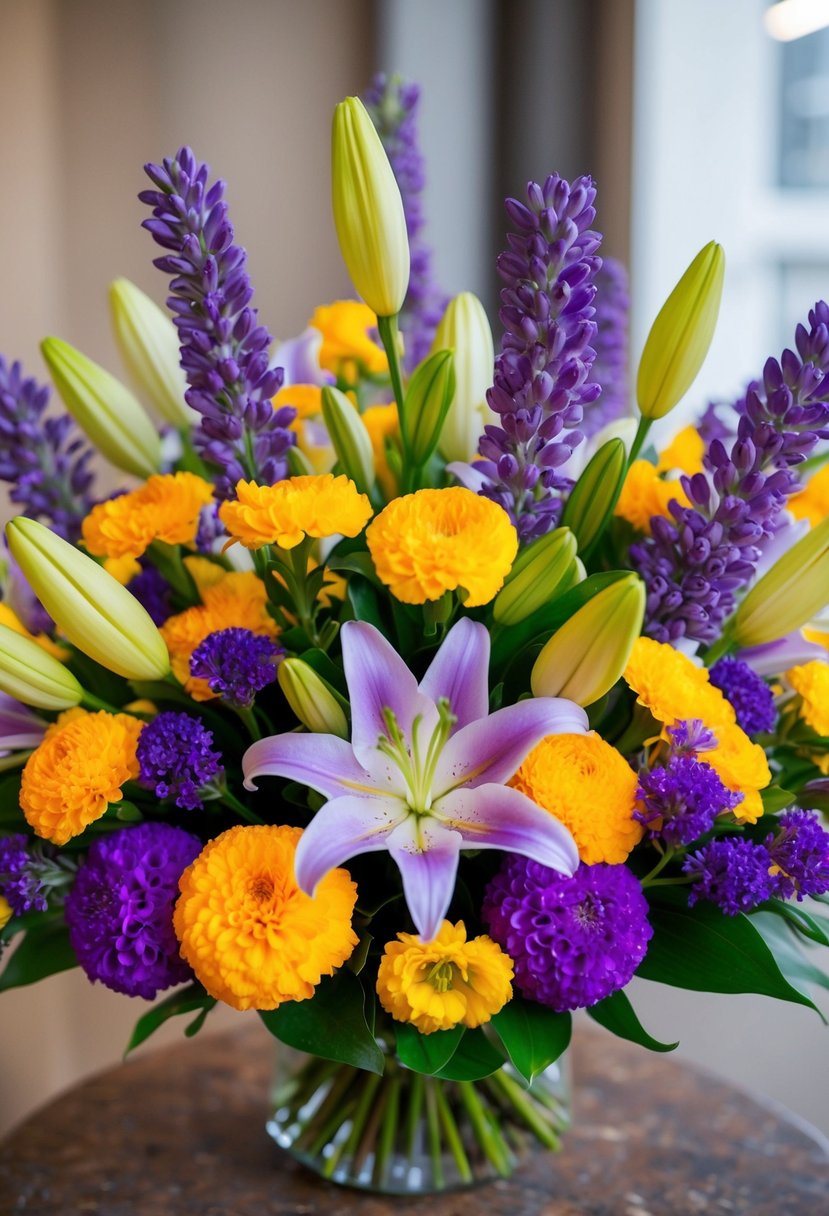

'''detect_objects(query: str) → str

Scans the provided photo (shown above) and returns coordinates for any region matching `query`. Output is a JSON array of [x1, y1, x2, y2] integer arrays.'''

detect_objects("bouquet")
[[1, 75, 828, 1195]]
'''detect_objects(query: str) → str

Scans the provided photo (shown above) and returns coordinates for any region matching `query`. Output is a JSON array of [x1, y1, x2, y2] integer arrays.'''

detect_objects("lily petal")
[[242, 732, 376, 799], [294, 794, 407, 894], [419, 618, 490, 731], [738, 631, 828, 677], [386, 818, 463, 941], [436, 783, 579, 875], [433, 697, 588, 794]]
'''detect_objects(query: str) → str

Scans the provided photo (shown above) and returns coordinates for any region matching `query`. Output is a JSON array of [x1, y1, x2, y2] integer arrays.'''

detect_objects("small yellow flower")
[[362, 402, 400, 499], [309, 301, 388, 378], [376, 921, 513, 1035], [789, 464, 829, 529], [787, 661, 829, 736], [623, 637, 735, 729], [614, 460, 690, 534], [511, 733, 643, 864], [174, 824, 358, 1012], [219, 474, 373, 551], [656, 425, 705, 475], [82, 472, 214, 561], [366, 487, 518, 606], [0, 895, 12, 931], [705, 720, 771, 824]]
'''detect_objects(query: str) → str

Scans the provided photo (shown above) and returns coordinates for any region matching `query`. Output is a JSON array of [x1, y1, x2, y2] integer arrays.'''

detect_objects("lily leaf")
[[260, 968, 384, 1075], [395, 1022, 465, 1075], [491, 1000, 571, 1083], [434, 1028, 505, 1081], [588, 989, 678, 1052]]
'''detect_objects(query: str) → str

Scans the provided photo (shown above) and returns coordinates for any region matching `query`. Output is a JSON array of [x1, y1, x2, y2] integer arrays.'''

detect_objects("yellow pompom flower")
[[366, 487, 518, 606], [0, 895, 12, 931], [623, 637, 735, 729], [511, 732, 643, 864], [363, 402, 400, 499], [20, 709, 143, 845], [705, 720, 771, 824], [219, 474, 373, 551], [614, 460, 690, 535], [789, 464, 829, 528], [82, 472, 214, 561], [376, 921, 513, 1035], [309, 300, 388, 378], [787, 661, 829, 736], [174, 824, 358, 1012]]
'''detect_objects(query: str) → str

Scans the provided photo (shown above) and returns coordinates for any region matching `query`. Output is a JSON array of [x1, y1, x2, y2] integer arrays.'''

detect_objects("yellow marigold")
[[174, 824, 358, 1012], [376, 921, 513, 1035], [20, 709, 143, 845], [705, 720, 771, 824], [614, 460, 690, 534], [0, 895, 11, 931], [82, 472, 214, 561], [183, 555, 228, 596], [789, 464, 829, 528], [366, 487, 518, 606], [309, 300, 388, 377], [103, 555, 142, 585], [656, 425, 705, 475], [787, 660, 829, 736], [624, 637, 735, 729], [363, 402, 400, 499], [511, 732, 643, 864], [0, 602, 68, 662], [272, 383, 324, 420], [219, 474, 373, 551]]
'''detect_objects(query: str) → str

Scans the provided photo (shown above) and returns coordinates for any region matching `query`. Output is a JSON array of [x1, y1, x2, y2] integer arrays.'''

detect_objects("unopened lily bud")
[[332, 96, 410, 317], [735, 515, 829, 647], [321, 386, 375, 495], [562, 438, 627, 553], [6, 517, 170, 681], [109, 278, 194, 429], [531, 575, 646, 706], [0, 624, 83, 711], [430, 293, 494, 462], [494, 528, 579, 626], [278, 658, 348, 738], [402, 350, 455, 466], [637, 241, 725, 420], [41, 336, 161, 478]]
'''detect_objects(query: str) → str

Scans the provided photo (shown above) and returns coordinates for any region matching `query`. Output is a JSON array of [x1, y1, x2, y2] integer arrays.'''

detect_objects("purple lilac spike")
[[363, 74, 445, 370], [137, 711, 224, 811], [683, 836, 776, 915], [139, 148, 296, 499], [0, 356, 95, 541], [0, 835, 75, 916], [632, 303, 829, 645], [765, 810, 829, 901], [189, 627, 282, 708], [709, 657, 776, 736], [583, 256, 629, 436], [476, 175, 602, 541], [635, 756, 742, 847]]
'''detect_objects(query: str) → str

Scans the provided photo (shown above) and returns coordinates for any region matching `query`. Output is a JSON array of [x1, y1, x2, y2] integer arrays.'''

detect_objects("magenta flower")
[[243, 618, 586, 940]]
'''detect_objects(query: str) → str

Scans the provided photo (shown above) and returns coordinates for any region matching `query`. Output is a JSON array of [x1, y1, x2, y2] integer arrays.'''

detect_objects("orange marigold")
[[309, 300, 388, 377], [623, 637, 735, 730], [219, 474, 373, 550], [174, 824, 358, 1012], [82, 472, 214, 560]]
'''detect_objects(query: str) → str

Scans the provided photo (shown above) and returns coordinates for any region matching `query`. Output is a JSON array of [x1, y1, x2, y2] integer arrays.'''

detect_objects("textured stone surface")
[[1, 1023, 828, 1214]]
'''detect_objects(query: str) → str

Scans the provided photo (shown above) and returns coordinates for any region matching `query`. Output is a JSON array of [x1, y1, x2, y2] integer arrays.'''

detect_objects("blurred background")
[[1, 0, 828, 1138]]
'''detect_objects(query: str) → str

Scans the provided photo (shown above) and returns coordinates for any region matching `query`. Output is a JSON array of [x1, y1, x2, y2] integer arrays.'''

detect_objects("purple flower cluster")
[[635, 757, 741, 847], [140, 148, 295, 499], [766, 810, 829, 901], [0, 356, 95, 541], [64, 823, 200, 999], [709, 657, 776, 736], [137, 711, 224, 811], [583, 256, 629, 437], [189, 627, 281, 708], [0, 835, 48, 916], [127, 565, 173, 627], [632, 304, 829, 644], [483, 857, 652, 1011], [363, 74, 445, 370], [476, 175, 602, 541]]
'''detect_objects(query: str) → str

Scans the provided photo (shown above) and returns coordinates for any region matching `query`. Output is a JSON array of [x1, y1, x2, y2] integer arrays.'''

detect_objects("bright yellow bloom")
[[183, 556, 228, 596], [656, 425, 705, 474], [614, 460, 690, 534], [103, 555, 142, 585], [174, 824, 358, 1012], [0, 603, 67, 662], [787, 661, 829, 736], [789, 464, 829, 528], [362, 402, 400, 499], [309, 301, 388, 378], [20, 709, 143, 845], [272, 383, 324, 420], [705, 719, 771, 824], [0, 896, 12, 931], [82, 472, 214, 561], [219, 474, 373, 551], [366, 487, 518, 606], [511, 732, 643, 864], [623, 637, 736, 729], [376, 921, 513, 1035]]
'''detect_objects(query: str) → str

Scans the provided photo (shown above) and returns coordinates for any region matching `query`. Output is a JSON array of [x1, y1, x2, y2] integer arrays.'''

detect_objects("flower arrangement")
[[1, 74, 829, 1195]]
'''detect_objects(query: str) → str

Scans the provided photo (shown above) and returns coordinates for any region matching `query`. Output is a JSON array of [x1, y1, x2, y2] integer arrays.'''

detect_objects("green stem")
[[233, 705, 262, 742], [218, 788, 264, 825], [323, 1071, 381, 1179], [640, 847, 676, 887], [377, 314, 407, 435], [405, 1070, 425, 1163], [81, 691, 126, 715], [626, 415, 653, 468], [434, 1082, 473, 1184], [703, 626, 734, 666], [424, 1080, 445, 1190], [488, 1070, 562, 1151], [647, 875, 694, 887], [353, 1079, 389, 1177], [372, 1074, 400, 1189], [457, 1081, 512, 1177], [298, 1067, 357, 1153]]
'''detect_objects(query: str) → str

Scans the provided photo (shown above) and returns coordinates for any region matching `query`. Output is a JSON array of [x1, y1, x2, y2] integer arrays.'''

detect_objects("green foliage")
[[125, 983, 217, 1055], [433, 1028, 505, 1081], [0, 920, 77, 991], [260, 968, 385, 1075], [395, 1022, 464, 1074], [491, 1000, 571, 1083], [587, 989, 678, 1052]]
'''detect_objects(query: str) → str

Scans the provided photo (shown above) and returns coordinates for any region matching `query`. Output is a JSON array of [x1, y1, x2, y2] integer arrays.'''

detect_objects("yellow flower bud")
[[402, 350, 455, 466], [562, 437, 628, 553], [493, 527, 579, 626], [636, 241, 725, 420], [331, 96, 410, 317], [321, 386, 375, 495], [430, 292, 495, 462], [278, 658, 348, 738], [735, 516, 829, 647], [0, 623, 83, 710], [0, 896, 12, 931], [6, 517, 170, 681], [109, 278, 195, 430], [41, 336, 161, 479], [531, 575, 646, 707]]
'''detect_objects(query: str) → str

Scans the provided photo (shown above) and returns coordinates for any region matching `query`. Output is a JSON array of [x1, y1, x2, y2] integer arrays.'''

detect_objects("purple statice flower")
[[632, 304, 829, 645], [476, 175, 602, 542], [666, 718, 718, 757], [140, 148, 295, 499], [765, 810, 829, 901], [635, 756, 742, 847], [127, 564, 173, 627], [189, 627, 282, 708], [683, 836, 776, 915], [64, 823, 200, 999], [482, 857, 653, 1012], [709, 657, 776, 736], [583, 256, 629, 436], [0, 356, 95, 541], [137, 711, 224, 811], [363, 74, 445, 370], [0, 834, 76, 916]]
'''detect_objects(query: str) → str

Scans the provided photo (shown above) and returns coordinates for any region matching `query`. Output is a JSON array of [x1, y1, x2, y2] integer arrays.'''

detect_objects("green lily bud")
[[6, 517, 170, 681], [41, 336, 161, 479], [0, 624, 83, 711], [636, 241, 725, 420], [278, 658, 349, 738], [321, 386, 375, 495], [561, 438, 628, 553], [493, 528, 579, 626], [430, 292, 495, 462], [402, 350, 456, 466], [531, 574, 645, 706], [735, 516, 829, 647], [331, 96, 410, 317], [109, 278, 195, 430], [286, 445, 316, 477]]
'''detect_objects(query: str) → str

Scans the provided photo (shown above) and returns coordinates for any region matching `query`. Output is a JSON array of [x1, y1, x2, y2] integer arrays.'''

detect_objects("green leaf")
[[260, 968, 384, 1075], [115, 800, 143, 822], [347, 576, 388, 634], [434, 1028, 505, 1081], [395, 1022, 464, 1074], [760, 786, 796, 814], [491, 1001, 571, 1083], [326, 551, 381, 585], [752, 911, 829, 996], [125, 984, 217, 1055], [587, 989, 678, 1053], [0, 921, 77, 991], [0, 773, 25, 830], [757, 899, 829, 947]]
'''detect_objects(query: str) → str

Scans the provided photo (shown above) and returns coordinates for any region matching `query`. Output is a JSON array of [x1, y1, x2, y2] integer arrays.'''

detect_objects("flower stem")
[[487, 1070, 562, 1151], [434, 1081, 473, 1184], [457, 1081, 512, 1177], [372, 1073, 400, 1189], [627, 415, 653, 467], [323, 1071, 381, 1179], [405, 1069, 425, 1163], [424, 1079, 445, 1190], [640, 847, 676, 887], [218, 788, 263, 825]]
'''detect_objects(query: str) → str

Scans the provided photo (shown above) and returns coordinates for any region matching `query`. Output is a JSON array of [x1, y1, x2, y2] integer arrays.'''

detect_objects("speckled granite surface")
[[1, 1023, 827, 1215]]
